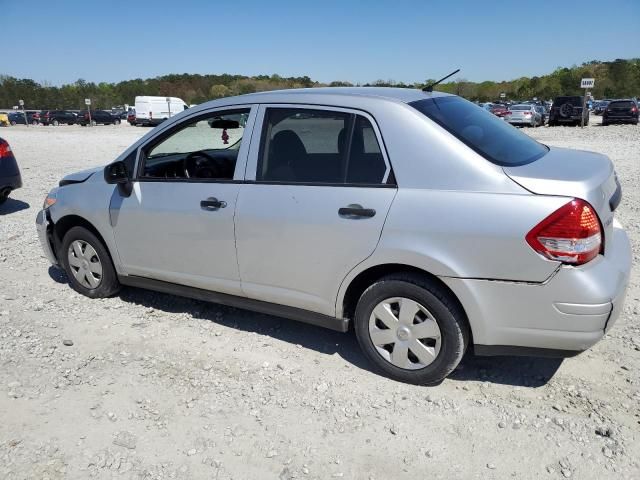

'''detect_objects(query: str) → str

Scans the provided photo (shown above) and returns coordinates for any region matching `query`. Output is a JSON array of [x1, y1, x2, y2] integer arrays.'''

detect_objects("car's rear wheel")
[[354, 273, 468, 385], [0, 189, 10, 205], [113, 119, 121, 125], [31, 120, 38, 126], [52, 120, 59, 126], [10, 121, 16, 126], [61, 226, 120, 298], [90, 120, 97, 127]]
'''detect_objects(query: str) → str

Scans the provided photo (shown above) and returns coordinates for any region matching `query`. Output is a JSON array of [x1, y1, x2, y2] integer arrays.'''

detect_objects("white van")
[[134, 96, 188, 126]]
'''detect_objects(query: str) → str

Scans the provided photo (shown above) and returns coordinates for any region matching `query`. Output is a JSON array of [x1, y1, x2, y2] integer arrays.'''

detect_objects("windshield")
[[510, 105, 530, 111], [410, 96, 548, 167]]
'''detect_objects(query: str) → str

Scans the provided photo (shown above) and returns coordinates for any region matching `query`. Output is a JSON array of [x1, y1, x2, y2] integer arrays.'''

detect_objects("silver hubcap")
[[67, 240, 102, 289], [369, 297, 442, 370]]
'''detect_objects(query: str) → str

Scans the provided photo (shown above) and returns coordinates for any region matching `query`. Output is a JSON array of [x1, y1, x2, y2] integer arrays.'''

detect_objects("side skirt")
[[473, 344, 583, 358], [118, 275, 350, 333]]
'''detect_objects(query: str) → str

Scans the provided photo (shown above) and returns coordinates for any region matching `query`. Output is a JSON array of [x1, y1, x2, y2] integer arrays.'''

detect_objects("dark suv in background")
[[602, 99, 639, 126], [41, 110, 77, 126], [548, 96, 589, 126], [77, 110, 121, 126]]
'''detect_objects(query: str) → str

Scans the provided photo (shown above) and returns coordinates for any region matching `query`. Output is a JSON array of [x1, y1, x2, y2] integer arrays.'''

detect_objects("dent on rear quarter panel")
[[367, 189, 565, 282]]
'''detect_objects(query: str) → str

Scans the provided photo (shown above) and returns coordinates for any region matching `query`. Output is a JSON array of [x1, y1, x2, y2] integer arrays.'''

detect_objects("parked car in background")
[[7, 111, 40, 125], [602, 99, 639, 126], [0, 113, 9, 127], [77, 110, 121, 126], [548, 96, 589, 126], [490, 104, 509, 118], [534, 105, 547, 125], [40, 110, 77, 126], [36, 87, 631, 385], [0, 137, 22, 204], [127, 108, 136, 126], [505, 104, 543, 127], [134, 96, 188, 126], [593, 101, 609, 115]]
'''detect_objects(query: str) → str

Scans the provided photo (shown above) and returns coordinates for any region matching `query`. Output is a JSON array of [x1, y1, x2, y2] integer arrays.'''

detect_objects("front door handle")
[[338, 205, 376, 218], [200, 197, 227, 210]]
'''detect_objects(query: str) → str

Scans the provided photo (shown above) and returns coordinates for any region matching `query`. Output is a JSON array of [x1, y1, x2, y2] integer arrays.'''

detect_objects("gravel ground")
[[0, 117, 638, 480]]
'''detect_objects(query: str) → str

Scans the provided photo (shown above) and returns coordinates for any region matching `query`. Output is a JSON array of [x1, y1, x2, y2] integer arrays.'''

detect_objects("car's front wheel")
[[354, 273, 468, 385], [0, 189, 10, 205], [61, 226, 120, 298], [113, 119, 121, 125]]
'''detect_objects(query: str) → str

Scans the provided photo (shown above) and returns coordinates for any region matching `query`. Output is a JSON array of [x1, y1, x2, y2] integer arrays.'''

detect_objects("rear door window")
[[257, 108, 389, 184]]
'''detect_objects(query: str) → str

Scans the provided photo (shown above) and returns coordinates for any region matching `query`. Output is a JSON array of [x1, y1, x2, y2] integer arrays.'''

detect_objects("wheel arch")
[[52, 215, 114, 264], [339, 263, 473, 342]]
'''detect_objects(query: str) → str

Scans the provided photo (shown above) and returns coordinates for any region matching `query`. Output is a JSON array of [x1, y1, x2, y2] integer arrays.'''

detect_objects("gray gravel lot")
[[0, 118, 638, 479]]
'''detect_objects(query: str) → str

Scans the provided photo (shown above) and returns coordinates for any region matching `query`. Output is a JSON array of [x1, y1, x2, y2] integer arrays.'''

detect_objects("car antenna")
[[422, 69, 460, 92]]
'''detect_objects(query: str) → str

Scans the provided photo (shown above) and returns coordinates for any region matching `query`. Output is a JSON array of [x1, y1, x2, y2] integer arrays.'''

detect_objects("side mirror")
[[104, 161, 133, 197]]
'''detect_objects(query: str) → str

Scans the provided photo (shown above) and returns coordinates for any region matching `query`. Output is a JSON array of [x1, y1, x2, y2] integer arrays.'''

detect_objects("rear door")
[[235, 105, 396, 316]]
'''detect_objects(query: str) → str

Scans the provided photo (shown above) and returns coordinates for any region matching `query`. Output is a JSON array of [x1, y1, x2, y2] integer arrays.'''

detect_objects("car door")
[[235, 105, 397, 316], [110, 105, 257, 296]]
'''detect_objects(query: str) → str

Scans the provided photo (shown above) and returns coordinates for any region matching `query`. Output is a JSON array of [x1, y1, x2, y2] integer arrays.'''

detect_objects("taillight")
[[526, 199, 602, 266], [632, 106, 638, 113], [0, 140, 11, 158]]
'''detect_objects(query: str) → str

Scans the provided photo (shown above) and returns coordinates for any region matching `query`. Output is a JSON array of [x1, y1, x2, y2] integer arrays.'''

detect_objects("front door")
[[111, 106, 256, 296], [235, 106, 397, 316]]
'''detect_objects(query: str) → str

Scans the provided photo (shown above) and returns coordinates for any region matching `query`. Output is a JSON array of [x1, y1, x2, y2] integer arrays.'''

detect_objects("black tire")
[[10, 121, 16, 126], [31, 120, 38, 126], [52, 119, 59, 126], [0, 189, 9, 205], [60, 226, 120, 298], [602, 120, 608, 126], [354, 273, 469, 385], [113, 119, 121, 125]]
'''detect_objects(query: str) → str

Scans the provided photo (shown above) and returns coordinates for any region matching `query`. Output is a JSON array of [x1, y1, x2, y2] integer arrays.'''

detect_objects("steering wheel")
[[183, 151, 217, 178]]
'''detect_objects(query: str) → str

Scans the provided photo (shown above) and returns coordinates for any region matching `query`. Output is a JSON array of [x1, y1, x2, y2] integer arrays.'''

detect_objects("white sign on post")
[[85, 98, 91, 105], [18, 99, 24, 106], [580, 78, 595, 89], [499, 92, 506, 99], [579, 79, 594, 128]]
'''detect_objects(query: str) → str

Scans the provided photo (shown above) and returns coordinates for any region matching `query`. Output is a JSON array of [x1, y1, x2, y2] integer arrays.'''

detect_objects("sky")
[[2, 0, 638, 86]]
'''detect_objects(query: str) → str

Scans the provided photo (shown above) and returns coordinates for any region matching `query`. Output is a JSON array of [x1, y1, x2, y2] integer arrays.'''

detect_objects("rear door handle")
[[338, 205, 376, 218], [200, 197, 227, 210]]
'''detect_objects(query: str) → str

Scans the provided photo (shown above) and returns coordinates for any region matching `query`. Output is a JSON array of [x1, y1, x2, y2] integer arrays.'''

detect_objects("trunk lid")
[[503, 146, 620, 249]]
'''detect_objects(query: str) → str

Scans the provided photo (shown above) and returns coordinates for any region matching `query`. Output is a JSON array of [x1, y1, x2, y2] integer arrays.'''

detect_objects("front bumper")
[[36, 209, 58, 266], [443, 220, 632, 354]]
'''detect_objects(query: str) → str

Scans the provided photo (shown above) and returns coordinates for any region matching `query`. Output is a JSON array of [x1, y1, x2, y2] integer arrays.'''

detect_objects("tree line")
[[0, 58, 637, 110]]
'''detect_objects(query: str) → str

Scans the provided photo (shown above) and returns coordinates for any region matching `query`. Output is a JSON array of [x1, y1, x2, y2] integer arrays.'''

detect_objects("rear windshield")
[[410, 96, 548, 167], [510, 105, 530, 111], [553, 96, 582, 106], [608, 101, 635, 108]]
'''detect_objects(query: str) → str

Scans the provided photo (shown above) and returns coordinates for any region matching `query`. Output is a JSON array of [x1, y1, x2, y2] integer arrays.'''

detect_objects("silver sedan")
[[506, 104, 543, 127], [36, 87, 631, 385]]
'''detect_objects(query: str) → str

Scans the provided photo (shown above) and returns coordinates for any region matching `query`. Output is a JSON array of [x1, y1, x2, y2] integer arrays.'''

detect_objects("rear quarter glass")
[[410, 97, 548, 167]]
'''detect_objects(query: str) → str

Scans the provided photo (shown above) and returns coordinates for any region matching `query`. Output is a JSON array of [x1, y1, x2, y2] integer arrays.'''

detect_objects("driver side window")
[[141, 109, 250, 181]]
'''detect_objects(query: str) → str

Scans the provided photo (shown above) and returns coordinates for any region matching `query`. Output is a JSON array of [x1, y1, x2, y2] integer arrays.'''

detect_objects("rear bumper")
[[443, 220, 631, 354], [36, 209, 59, 266], [603, 116, 638, 123], [1, 173, 22, 191]]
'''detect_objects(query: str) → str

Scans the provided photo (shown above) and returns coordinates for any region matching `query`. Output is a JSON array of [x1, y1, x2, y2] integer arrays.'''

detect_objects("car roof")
[[197, 87, 454, 110]]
